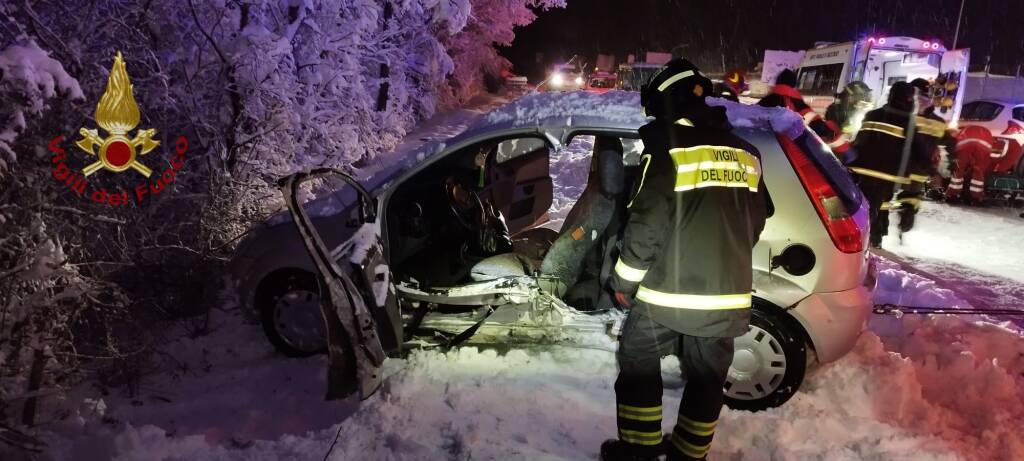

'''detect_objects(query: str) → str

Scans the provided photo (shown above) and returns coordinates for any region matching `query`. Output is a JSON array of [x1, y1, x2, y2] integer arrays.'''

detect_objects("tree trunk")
[[20, 349, 46, 426]]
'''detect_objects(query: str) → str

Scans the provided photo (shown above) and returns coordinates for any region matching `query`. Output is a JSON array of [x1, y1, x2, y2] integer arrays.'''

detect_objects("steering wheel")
[[444, 176, 485, 231]]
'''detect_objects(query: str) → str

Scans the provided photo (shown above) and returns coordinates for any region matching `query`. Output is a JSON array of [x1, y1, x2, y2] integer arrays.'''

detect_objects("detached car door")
[[279, 168, 399, 400]]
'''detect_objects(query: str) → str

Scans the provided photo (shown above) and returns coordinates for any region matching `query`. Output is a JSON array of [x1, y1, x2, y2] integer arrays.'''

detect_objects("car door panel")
[[486, 146, 553, 232], [279, 168, 390, 401]]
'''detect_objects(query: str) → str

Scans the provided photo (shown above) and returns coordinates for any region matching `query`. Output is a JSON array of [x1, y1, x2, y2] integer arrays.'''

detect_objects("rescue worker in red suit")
[[848, 82, 932, 247], [758, 69, 852, 159], [947, 125, 996, 204], [600, 58, 767, 461]]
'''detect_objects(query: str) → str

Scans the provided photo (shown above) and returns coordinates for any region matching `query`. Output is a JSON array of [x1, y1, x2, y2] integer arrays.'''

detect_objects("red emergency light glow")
[[777, 135, 863, 254]]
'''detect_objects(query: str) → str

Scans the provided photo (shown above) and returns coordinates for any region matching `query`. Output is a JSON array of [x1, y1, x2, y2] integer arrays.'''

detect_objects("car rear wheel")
[[724, 305, 807, 411], [256, 270, 329, 357]]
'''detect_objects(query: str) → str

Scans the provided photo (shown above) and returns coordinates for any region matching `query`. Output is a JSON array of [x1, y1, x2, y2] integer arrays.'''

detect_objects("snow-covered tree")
[[0, 0, 563, 431]]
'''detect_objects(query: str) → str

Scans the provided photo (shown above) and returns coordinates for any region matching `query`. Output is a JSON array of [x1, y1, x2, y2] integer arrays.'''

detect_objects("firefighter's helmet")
[[841, 81, 872, 105], [641, 58, 713, 119]]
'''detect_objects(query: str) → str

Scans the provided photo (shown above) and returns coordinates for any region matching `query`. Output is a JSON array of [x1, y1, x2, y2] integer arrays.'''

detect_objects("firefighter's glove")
[[613, 291, 634, 310]]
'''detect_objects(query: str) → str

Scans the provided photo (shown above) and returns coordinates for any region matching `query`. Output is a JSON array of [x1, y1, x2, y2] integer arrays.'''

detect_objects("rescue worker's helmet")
[[887, 81, 916, 112], [909, 78, 932, 97], [775, 68, 797, 87], [641, 58, 713, 119], [724, 69, 747, 93], [840, 81, 872, 105]]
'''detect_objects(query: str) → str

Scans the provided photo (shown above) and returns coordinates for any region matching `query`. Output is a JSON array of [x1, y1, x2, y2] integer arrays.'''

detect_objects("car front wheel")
[[256, 270, 329, 357], [723, 305, 807, 411]]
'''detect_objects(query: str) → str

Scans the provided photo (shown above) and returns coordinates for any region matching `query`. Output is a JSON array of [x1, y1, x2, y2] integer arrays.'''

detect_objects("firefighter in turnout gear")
[[600, 58, 768, 461], [896, 78, 954, 230], [758, 69, 851, 158], [825, 81, 872, 142], [847, 81, 932, 247]]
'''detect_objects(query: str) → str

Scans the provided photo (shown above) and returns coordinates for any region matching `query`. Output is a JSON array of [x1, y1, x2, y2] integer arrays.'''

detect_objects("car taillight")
[[777, 134, 864, 254], [1002, 120, 1024, 136]]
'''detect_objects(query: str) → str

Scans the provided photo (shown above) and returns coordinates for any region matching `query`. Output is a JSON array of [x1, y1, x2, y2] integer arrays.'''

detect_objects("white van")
[[794, 36, 970, 124]]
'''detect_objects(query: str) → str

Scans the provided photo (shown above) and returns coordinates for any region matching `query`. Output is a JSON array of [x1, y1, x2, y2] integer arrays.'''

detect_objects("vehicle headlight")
[[575, 76, 584, 85], [551, 73, 564, 86]]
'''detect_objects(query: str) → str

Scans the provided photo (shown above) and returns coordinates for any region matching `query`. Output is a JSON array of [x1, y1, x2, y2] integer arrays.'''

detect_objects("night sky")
[[502, 0, 1023, 80]]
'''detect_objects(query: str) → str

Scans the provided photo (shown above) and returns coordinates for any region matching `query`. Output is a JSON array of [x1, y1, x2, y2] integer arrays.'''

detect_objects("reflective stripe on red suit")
[[757, 84, 850, 155], [948, 125, 994, 201]]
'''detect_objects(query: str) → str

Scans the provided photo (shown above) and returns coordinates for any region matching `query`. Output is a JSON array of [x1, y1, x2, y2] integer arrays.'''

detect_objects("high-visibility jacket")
[[610, 110, 768, 338], [848, 106, 933, 186], [759, 84, 851, 156]]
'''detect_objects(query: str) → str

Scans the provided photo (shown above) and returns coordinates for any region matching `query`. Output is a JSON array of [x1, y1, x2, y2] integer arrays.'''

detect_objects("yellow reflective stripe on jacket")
[[880, 197, 922, 210], [619, 429, 664, 446], [635, 288, 752, 310], [668, 146, 760, 193], [914, 116, 948, 138], [614, 259, 648, 283], [860, 121, 905, 138], [628, 153, 653, 209], [617, 404, 663, 422], [670, 433, 712, 458], [849, 167, 912, 185], [657, 70, 695, 92], [675, 415, 717, 437], [674, 117, 695, 127]]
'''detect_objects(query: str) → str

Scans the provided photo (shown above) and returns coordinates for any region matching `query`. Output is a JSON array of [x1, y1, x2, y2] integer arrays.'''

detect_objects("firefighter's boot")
[[600, 439, 664, 461]]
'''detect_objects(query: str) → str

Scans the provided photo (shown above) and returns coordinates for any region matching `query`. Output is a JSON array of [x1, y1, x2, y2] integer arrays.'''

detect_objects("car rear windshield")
[[792, 129, 863, 213], [961, 101, 1004, 121]]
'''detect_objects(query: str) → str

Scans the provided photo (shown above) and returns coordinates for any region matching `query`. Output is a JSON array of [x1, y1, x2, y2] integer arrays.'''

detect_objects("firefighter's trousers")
[[947, 144, 991, 202], [615, 306, 734, 461], [857, 177, 896, 246], [889, 182, 924, 233]]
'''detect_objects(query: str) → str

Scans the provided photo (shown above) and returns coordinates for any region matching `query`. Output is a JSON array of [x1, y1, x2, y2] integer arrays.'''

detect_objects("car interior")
[[385, 133, 639, 311]]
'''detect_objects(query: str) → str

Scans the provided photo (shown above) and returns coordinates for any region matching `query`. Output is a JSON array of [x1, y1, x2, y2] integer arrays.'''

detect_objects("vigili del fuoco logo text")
[[48, 51, 188, 206]]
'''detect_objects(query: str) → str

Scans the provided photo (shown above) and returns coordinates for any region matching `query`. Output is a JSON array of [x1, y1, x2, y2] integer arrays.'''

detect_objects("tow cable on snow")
[[873, 304, 1024, 318]]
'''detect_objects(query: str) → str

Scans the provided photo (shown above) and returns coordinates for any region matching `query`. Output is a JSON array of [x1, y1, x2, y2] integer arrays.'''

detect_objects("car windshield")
[[792, 129, 863, 213], [960, 101, 1004, 121], [589, 78, 614, 88]]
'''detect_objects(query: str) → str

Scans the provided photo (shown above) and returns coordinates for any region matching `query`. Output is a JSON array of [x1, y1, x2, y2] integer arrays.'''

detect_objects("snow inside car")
[[227, 91, 876, 411]]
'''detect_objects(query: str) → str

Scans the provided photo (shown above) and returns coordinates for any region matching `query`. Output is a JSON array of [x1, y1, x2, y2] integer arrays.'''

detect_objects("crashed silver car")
[[228, 91, 876, 411]]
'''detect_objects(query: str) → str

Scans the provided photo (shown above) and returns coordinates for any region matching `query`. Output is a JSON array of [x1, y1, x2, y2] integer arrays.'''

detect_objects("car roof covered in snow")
[[464, 90, 805, 141]]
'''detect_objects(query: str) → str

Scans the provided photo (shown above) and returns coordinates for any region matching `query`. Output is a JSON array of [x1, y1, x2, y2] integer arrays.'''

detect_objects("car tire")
[[256, 270, 329, 357], [723, 305, 807, 412]]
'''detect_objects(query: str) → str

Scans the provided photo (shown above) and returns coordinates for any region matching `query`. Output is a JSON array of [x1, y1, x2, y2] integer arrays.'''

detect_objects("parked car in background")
[[584, 71, 616, 94], [959, 98, 1024, 144], [542, 63, 584, 91], [228, 92, 876, 411], [500, 69, 529, 92], [615, 62, 662, 91]]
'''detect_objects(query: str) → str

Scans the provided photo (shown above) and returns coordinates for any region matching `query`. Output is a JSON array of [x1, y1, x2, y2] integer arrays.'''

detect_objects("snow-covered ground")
[[882, 203, 1024, 284], [19, 97, 1024, 461]]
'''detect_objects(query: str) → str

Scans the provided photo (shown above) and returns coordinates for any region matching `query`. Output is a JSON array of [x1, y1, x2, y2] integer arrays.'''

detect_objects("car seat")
[[469, 136, 626, 291]]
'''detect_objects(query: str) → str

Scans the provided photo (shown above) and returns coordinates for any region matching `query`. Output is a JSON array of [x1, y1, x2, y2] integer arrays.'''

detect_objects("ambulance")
[[794, 36, 970, 124]]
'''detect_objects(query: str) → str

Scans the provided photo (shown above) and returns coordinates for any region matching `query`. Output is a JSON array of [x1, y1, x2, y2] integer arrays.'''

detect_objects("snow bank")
[[50, 313, 1024, 461]]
